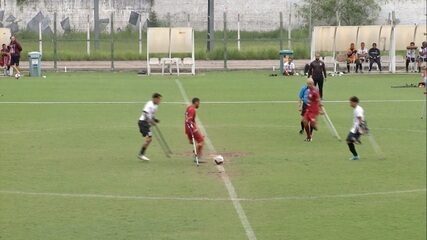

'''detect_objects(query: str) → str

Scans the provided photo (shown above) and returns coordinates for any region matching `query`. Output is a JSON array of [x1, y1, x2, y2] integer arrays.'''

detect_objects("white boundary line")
[[0, 125, 425, 135], [175, 79, 257, 240], [0, 188, 424, 202], [0, 99, 424, 105]]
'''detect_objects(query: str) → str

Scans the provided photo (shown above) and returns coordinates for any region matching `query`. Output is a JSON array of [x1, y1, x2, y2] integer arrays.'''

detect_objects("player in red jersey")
[[185, 97, 205, 158], [0, 44, 10, 75], [303, 78, 322, 142]]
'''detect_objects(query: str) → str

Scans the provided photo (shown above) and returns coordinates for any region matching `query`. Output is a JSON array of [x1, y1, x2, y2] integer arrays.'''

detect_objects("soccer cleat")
[[349, 156, 360, 160], [138, 155, 150, 161], [304, 138, 312, 142]]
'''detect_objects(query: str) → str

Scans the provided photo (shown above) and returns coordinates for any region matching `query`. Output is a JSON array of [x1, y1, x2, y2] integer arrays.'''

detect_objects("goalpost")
[[147, 27, 195, 75]]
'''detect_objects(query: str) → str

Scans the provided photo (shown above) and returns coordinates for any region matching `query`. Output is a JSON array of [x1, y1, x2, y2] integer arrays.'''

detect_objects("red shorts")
[[0, 56, 9, 67], [304, 110, 319, 123], [185, 128, 204, 144]]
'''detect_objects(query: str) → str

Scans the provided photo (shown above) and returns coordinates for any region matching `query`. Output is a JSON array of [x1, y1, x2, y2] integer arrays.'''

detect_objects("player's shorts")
[[0, 56, 8, 67], [346, 131, 361, 143], [186, 129, 204, 144], [304, 110, 319, 122], [10, 55, 20, 66], [138, 120, 152, 137], [300, 103, 307, 116]]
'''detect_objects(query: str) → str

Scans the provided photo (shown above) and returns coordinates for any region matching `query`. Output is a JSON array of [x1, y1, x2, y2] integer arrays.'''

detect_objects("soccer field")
[[0, 71, 425, 240]]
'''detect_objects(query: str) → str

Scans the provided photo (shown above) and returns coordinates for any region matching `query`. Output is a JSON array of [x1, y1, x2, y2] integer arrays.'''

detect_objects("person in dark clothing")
[[8, 35, 22, 76], [308, 53, 327, 99], [368, 43, 381, 72]]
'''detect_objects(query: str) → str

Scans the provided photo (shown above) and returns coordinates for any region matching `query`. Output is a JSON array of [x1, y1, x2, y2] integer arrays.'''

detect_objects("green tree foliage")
[[298, 0, 383, 26], [148, 10, 159, 27], [17, 0, 28, 5]]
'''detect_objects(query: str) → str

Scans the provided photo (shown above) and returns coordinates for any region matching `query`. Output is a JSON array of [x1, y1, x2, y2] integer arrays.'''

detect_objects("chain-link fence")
[[14, 11, 310, 70]]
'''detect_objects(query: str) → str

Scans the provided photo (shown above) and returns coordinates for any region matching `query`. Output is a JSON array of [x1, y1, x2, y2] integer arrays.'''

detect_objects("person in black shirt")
[[308, 53, 327, 99], [368, 43, 382, 72]]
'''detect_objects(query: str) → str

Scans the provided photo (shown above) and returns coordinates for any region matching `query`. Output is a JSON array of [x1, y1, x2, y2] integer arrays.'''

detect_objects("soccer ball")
[[213, 155, 224, 165], [15, 73, 21, 79]]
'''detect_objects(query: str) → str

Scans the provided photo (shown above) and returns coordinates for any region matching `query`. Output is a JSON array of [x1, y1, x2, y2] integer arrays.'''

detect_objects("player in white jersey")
[[137, 93, 162, 161], [346, 96, 366, 160], [406, 42, 417, 72], [283, 57, 295, 76], [356, 42, 368, 73]]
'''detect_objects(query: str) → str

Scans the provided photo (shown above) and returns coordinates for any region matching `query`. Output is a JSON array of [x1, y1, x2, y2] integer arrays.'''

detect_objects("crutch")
[[187, 124, 199, 166], [152, 126, 172, 158], [321, 106, 342, 141]]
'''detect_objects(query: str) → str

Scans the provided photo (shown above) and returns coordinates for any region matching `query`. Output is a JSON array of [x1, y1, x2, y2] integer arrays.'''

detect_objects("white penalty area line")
[[0, 188, 424, 202], [175, 79, 257, 240], [0, 99, 424, 105]]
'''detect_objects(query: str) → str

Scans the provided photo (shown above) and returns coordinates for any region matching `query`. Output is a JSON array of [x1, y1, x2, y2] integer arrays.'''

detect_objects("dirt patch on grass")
[[175, 151, 250, 162]]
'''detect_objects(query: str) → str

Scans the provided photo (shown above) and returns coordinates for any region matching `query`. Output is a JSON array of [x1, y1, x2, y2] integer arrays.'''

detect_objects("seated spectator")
[[406, 42, 418, 72], [283, 57, 295, 76], [368, 42, 382, 72], [346, 43, 357, 73], [421, 63, 426, 85], [356, 42, 368, 73], [418, 41, 427, 72], [0, 44, 10, 75]]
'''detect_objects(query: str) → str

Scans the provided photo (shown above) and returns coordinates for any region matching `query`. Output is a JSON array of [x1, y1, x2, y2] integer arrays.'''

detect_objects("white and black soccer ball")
[[15, 73, 21, 79], [213, 155, 224, 165]]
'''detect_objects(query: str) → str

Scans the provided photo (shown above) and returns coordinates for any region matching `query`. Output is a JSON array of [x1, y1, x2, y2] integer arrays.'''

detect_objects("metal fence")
[[15, 11, 311, 71]]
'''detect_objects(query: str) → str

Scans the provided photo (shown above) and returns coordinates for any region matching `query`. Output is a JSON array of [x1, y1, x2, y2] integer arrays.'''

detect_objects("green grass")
[[0, 71, 425, 239], [16, 29, 309, 61]]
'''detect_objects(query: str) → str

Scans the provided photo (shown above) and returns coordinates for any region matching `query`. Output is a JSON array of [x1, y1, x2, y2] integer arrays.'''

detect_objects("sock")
[[140, 147, 146, 155], [305, 124, 311, 139], [300, 121, 304, 131], [347, 143, 358, 157]]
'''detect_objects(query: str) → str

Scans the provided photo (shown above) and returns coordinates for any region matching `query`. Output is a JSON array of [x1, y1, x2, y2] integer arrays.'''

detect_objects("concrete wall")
[[0, 0, 425, 33]]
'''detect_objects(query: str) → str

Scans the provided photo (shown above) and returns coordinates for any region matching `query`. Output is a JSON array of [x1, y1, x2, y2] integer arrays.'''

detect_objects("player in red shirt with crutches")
[[185, 97, 204, 165], [303, 78, 322, 142]]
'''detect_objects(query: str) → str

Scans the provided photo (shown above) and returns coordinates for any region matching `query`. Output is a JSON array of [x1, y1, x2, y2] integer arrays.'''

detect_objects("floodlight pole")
[[138, 13, 142, 55], [87, 15, 90, 55], [38, 22, 42, 54], [207, 0, 214, 51], [308, 1, 312, 44], [53, 12, 57, 71], [110, 12, 114, 71], [94, 0, 100, 50], [279, 12, 283, 50], [223, 12, 228, 69]]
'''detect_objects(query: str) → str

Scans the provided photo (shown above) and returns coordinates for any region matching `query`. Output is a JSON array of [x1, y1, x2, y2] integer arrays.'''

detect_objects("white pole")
[[237, 13, 241, 51], [333, 26, 337, 73], [390, 11, 396, 73], [390, 26, 396, 73], [192, 29, 195, 75], [87, 15, 90, 55], [310, 27, 315, 60], [138, 14, 142, 55], [38, 22, 42, 54], [147, 26, 150, 75]]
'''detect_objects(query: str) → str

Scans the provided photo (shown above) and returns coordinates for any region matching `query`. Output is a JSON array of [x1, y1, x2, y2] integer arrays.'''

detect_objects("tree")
[[297, 0, 383, 26], [148, 10, 159, 27]]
